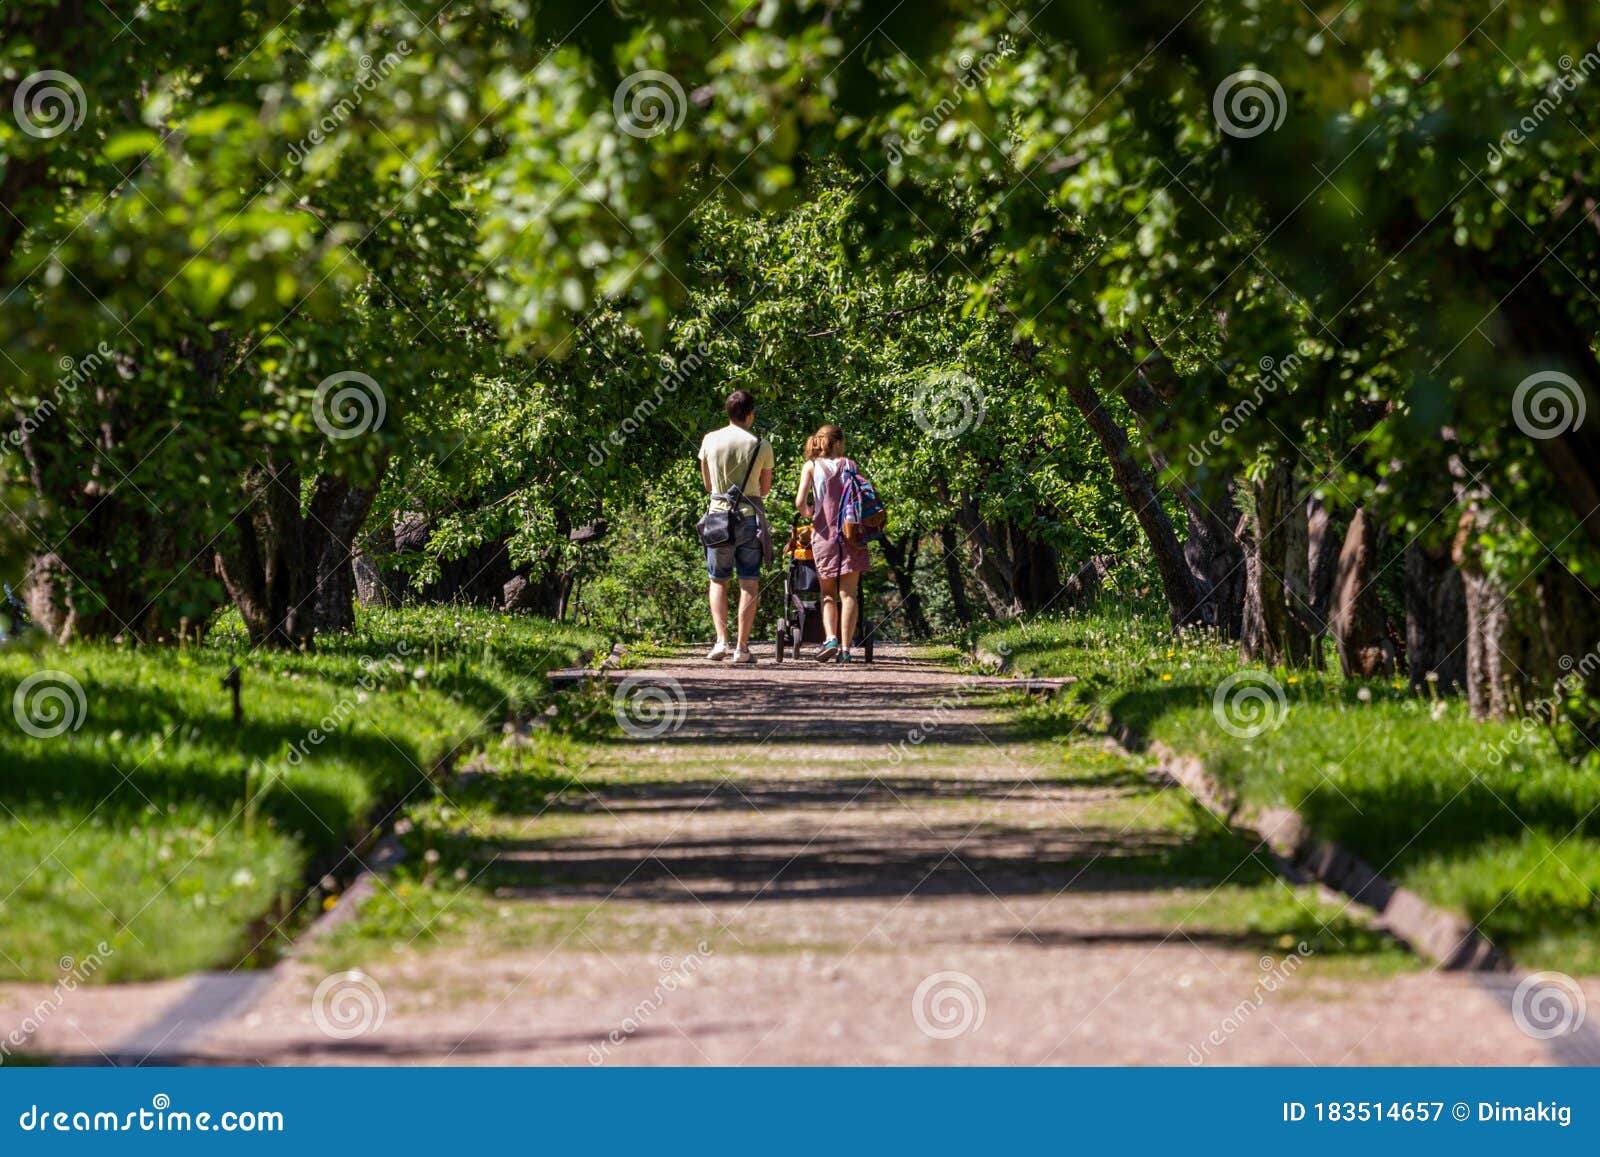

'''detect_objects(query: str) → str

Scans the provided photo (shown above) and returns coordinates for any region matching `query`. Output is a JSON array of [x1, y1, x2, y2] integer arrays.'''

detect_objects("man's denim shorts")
[[706, 538, 762, 581]]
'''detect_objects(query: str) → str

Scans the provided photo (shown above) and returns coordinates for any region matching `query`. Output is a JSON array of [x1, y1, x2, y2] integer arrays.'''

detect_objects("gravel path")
[[3, 645, 1571, 1065]]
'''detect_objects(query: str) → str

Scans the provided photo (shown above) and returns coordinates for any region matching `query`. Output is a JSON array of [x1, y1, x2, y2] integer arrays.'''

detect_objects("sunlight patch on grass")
[[0, 607, 601, 981]]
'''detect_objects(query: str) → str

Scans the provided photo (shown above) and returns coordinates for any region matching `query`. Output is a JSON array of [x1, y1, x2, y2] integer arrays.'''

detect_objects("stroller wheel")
[[774, 624, 788, 664], [864, 633, 874, 663]]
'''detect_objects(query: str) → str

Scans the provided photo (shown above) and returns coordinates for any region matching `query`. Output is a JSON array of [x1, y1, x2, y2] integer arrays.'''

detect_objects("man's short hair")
[[725, 389, 756, 422]]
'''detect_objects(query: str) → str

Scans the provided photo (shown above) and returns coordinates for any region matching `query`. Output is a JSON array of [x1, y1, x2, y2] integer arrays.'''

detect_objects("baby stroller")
[[773, 520, 873, 664]]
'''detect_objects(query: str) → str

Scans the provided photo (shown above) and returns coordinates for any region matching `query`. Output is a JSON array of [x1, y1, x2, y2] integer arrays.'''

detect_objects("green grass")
[[0, 606, 601, 982], [980, 604, 1600, 973]]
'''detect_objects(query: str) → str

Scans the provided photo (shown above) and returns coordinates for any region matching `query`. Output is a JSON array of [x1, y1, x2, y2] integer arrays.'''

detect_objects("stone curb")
[[1118, 728, 1507, 972], [548, 641, 626, 688], [969, 643, 1505, 972], [292, 636, 623, 947], [971, 644, 1012, 674]]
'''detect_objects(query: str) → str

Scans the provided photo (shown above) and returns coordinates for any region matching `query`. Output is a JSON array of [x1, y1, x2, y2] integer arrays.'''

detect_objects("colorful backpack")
[[840, 460, 888, 544]]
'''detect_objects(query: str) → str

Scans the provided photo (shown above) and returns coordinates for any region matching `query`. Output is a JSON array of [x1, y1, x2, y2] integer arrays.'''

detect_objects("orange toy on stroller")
[[773, 520, 873, 664]]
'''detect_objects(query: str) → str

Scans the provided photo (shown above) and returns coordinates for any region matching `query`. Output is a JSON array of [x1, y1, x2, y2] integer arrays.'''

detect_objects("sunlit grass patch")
[[0, 608, 601, 981]]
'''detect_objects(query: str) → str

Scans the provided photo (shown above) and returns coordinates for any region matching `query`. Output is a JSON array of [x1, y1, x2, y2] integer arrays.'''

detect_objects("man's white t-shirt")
[[698, 425, 773, 513]]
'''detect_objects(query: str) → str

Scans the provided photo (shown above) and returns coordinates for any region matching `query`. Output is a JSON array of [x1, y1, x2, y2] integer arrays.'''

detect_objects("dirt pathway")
[[6, 645, 1567, 1065]]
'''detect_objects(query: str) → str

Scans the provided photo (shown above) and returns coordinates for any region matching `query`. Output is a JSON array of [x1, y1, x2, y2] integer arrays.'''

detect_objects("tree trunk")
[[1060, 554, 1113, 609], [1185, 483, 1248, 638], [215, 457, 381, 648], [1452, 494, 1600, 719], [0, 156, 47, 278], [1006, 524, 1063, 612], [20, 513, 219, 644], [1241, 458, 1315, 666], [311, 455, 387, 634], [1403, 539, 1467, 694], [879, 533, 932, 638], [952, 489, 1022, 619], [1062, 375, 1201, 627], [215, 459, 318, 648], [1306, 495, 1343, 662], [14, 341, 227, 642], [936, 525, 973, 626], [1120, 372, 1245, 634], [1329, 507, 1395, 678]]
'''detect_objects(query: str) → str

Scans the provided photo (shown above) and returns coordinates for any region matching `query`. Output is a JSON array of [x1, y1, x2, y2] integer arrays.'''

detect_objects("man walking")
[[698, 389, 773, 663]]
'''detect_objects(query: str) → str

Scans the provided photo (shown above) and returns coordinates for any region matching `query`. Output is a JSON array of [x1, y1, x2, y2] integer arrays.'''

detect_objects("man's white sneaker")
[[706, 643, 730, 661], [730, 648, 756, 665]]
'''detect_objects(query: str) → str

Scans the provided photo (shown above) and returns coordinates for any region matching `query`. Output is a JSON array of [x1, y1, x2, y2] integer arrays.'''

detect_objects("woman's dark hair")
[[726, 389, 756, 422]]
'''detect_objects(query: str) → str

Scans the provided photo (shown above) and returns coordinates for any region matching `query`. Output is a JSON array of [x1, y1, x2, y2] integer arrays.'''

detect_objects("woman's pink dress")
[[810, 457, 871, 578]]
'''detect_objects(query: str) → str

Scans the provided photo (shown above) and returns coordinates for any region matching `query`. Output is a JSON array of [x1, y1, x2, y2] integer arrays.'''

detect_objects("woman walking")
[[795, 424, 870, 662]]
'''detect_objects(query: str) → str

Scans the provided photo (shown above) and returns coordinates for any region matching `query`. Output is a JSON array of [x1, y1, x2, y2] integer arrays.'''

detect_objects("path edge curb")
[[1116, 726, 1508, 973], [971, 643, 1012, 674], [299, 637, 624, 947], [548, 641, 626, 688], [99, 636, 625, 1064]]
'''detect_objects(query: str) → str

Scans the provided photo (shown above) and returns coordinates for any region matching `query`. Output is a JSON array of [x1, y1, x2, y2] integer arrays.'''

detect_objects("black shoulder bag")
[[696, 434, 764, 548]]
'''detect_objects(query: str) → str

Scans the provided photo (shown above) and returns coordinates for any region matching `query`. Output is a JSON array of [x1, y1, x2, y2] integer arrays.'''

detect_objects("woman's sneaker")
[[815, 639, 840, 663], [731, 648, 756, 665], [838, 649, 854, 663], [706, 642, 730, 661]]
